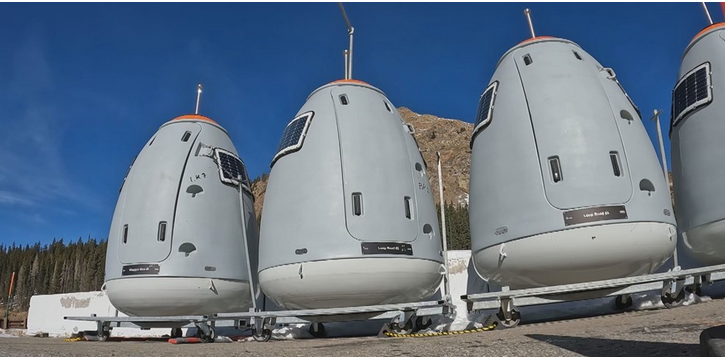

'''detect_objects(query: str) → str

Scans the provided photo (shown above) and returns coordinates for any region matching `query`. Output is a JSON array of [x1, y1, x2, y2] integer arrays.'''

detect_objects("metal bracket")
[[499, 298, 516, 322]]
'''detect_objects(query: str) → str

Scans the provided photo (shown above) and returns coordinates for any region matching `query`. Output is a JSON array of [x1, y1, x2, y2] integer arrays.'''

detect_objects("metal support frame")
[[462, 263, 725, 316], [65, 299, 453, 341], [64, 315, 210, 340], [499, 298, 515, 321], [212, 299, 451, 324]]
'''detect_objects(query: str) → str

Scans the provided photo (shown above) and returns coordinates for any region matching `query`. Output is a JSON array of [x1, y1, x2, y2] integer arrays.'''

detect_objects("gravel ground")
[[2, 299, 724, 357]]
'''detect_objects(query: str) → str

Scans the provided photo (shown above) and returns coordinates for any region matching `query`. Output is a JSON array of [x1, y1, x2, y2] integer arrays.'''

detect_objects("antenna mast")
[[344, 49, 349, 80], [195, 84, 203, 115], [338, 3, 355, 79], [651, 109, 677, 268], [524, 8, 536, 38], [702, 2, 714, 25]]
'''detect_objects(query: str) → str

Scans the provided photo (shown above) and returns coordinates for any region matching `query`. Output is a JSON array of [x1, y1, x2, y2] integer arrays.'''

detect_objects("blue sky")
[[0, 2, 720, 247]]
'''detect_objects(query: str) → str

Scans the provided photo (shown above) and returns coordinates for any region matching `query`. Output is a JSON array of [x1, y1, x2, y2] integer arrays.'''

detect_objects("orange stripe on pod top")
[[172, 114, 218, 125], [691, 22, 725, 43], [518, 36, 556, 45], [329, 79, 370, 85]]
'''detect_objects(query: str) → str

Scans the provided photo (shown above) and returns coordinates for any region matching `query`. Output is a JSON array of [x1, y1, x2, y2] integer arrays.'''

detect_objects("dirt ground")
[[0, 310, 27, 321], [2, 298, 724, 357], [0, 310, 27, 324]]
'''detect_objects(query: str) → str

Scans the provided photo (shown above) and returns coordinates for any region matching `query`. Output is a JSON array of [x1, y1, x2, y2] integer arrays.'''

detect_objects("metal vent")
[[471, 81, 499, 143], [215, 148, 250, 188], [271, 111, 314, 167], [672, 62, 712, 126]]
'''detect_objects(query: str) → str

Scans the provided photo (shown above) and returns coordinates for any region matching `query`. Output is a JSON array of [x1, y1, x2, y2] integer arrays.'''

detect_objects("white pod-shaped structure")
[[671, 23, 725, 265], [258, 80, 444, 310], [469, 37, 677, 290], [105, 114, 259, 316]]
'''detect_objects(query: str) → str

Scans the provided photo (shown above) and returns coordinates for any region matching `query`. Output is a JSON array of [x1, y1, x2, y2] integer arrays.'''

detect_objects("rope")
[[383, 321, 498, 338]]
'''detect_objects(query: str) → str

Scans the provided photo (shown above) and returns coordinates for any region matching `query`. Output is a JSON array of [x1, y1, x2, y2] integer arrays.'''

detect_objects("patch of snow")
[[457, 193, 470, 206]]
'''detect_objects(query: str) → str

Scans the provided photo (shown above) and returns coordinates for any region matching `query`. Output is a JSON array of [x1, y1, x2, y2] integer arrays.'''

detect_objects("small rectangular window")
[[340, 94, 349, 105], [157, 221, 167, 242], [549, 156, 562, 183], [122, 224, 129, 244], [672, 62, 712, 127], [610, 151, 622, 177], [384, 101, 392, 112], [573, 51, 582, 60], [181, 131, 192, 142], [352, 192, 363, 216], [404, 197, 412, 219], [523, 54, 533, 66]]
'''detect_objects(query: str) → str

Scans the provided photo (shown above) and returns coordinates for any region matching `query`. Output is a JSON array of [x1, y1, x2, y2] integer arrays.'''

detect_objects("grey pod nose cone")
[[469, 37, 676, 290], [104, 114, 260, 317], [258, 80, 444, 310], [671, 23, 725, 265]]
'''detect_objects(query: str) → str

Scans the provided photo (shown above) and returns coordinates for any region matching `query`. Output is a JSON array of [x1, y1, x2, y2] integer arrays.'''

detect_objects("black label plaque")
[[122, 264, 161, 276], [563, 205, 628, 226], [361, 242, 413, 256]]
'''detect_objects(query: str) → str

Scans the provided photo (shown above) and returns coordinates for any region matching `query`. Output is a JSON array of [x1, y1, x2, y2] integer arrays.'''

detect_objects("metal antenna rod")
[[652, 109, 670, 185], [524, 8, 536, 38], [702, 2, 714, 25], [338, 3, 355, 79], [238, 182, 258, 312], [651, 109, 678, 269], [195, 84, 203, 115], [437, 152, 451, 304], [344, 50, 349, 80]]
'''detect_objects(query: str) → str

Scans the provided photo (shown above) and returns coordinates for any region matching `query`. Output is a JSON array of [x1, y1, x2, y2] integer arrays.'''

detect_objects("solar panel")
[[471, 81, 498, 144], [215, 148, 250, 188], [672, 62, 712, 126], [271, 111, 314, 167]]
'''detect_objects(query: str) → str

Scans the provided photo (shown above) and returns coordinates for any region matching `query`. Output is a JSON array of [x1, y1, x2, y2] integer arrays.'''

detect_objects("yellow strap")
[[383, 322, 498, 338]]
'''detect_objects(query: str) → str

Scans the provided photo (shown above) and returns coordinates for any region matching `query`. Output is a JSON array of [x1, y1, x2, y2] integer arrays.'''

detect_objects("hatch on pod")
[[513, 45, 632, 209], [331, 86, 419, 242], [118, 122, 201, 264]]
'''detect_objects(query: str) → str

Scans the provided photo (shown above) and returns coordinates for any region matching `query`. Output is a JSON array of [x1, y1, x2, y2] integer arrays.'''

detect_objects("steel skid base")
[[462, 263, 725, 328], [64, 299, 454, 342], [212, 299, 453, 341], [62, 314, 213, 341]]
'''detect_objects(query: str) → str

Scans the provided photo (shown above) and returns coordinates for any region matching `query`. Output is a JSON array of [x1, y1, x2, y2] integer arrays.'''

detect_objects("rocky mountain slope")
[[397, 107, 472, 206], [251, 107, 472, 219]]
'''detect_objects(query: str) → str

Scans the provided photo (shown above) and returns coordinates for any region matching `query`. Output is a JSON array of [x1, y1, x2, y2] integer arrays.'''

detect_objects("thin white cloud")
[[0, 26, 100, 213], [0, 190, 34, 206]]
